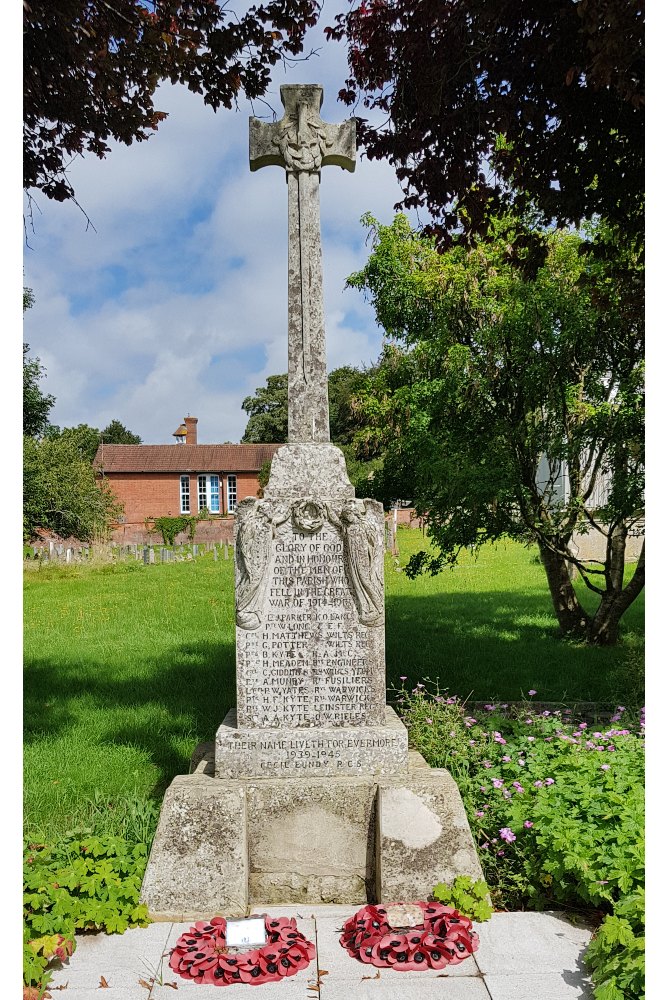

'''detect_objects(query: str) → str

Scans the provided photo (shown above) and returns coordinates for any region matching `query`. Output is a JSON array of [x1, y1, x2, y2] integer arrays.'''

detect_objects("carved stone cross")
[[250, 84, 356, 443]]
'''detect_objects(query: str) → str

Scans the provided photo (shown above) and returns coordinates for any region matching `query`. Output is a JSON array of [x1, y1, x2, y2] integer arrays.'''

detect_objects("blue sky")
[[22, 2, 420, 445]]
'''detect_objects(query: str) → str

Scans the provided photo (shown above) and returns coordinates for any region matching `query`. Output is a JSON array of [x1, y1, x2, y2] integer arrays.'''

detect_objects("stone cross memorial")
[[141, 85, 483, 917]]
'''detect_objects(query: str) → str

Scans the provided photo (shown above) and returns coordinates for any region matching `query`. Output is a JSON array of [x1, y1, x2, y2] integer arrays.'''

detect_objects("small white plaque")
[[386, 903, 424, 929], [225, 917, 267, 949]]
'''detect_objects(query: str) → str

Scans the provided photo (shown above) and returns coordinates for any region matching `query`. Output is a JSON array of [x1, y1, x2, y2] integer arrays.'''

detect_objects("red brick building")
[[93, 417, 280, 543]]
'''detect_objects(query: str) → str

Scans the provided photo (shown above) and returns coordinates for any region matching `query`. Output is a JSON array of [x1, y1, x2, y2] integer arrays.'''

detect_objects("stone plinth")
[[140, 751, 484, 917], [216, 705, 408, 779]]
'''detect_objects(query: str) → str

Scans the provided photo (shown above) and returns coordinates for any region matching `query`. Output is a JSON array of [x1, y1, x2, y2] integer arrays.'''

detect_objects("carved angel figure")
[[328, 499, 385, 627], [235, 500, 288, 630]]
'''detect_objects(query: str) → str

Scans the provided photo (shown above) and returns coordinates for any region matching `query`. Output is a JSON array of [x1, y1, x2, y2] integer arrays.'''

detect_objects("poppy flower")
[[168, 914, 315, 986], [339, 901, 479, 972]]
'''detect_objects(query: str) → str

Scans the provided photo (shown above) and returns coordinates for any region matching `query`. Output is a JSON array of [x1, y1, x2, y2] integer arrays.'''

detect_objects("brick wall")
[[103, 470, 263, 532]]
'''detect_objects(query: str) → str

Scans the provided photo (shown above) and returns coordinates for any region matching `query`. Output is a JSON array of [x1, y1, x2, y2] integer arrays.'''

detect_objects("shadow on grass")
[[24, 639, 235, 795], [385, 589, 643, 705], [24, 589, 644, 801]]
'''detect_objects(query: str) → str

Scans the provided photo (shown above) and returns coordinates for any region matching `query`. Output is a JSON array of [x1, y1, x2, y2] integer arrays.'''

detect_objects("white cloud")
[[22, 3, 414, 444]]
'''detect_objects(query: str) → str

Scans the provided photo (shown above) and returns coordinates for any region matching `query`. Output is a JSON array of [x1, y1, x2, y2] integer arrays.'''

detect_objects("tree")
[[24, 1, 319, 205], [241, 374, 289, 443], [23, 435, 123, 541], [45, 420, 142, 462], [327, 0, 644, 242], [100, 419, 142, 445], [45, 423, 103, 464], [23, 344, 55, 438], [348, 213, 644, 645]]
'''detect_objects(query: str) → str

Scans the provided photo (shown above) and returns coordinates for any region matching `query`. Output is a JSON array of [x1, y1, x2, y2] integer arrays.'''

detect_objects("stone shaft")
[[287, 170, 328, 442], [249, 84, 355, 444]]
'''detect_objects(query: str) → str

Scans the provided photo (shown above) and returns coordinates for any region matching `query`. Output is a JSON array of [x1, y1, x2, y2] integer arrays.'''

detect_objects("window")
[[227, 474, 237, 513], [180, 475, 190, 513], [197, 474, 220, 514]]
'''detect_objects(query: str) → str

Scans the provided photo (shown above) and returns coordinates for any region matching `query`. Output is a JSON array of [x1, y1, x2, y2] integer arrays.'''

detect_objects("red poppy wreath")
[[168, 916, 316, 986], [340, 901, 479, 971]]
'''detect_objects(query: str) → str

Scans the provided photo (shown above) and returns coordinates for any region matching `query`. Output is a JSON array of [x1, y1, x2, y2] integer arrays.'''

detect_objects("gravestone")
[[141, 84, 482, 918]]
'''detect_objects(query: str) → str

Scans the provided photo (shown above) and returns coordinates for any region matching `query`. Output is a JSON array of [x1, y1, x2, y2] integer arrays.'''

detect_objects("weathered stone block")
[[215, 706, 408, 779], [377, 754, 484, 902], [246, 775, 376, 904], [233, 463, 387, 730], [140, 774, 247, 919]]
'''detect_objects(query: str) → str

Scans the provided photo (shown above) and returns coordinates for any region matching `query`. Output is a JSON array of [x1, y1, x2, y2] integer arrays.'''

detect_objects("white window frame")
[[197, 474, 221, 514], [227, 474, 238, 513], [180, 475, 190, 514]]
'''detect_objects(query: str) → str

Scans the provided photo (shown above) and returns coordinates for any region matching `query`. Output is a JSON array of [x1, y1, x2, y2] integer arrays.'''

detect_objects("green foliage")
[[242, 373, 288, 443], [585, 892, 645, 1000], [23, 343, 55, 438], [257, 458, 272, 494], [23, 434, 123, 541], [101, 419, 142, 445], [24, 1, 319, 204], [45, 423, 104, 464], [23, 831, 150, 993], [432, 876, 493, 922], [349, 212, 644, 643], [330, 1, 643, 243], [400, 683, 644, 998], [153, 514, 198, 545], [241, 367, 375, 448]]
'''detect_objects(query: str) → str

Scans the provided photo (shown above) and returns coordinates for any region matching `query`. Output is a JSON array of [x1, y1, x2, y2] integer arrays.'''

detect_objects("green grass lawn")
[[24, 531, 643, 838]]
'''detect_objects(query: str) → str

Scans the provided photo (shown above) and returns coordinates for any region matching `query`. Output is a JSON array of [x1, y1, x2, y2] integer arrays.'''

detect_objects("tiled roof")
[[93, 443, 282, 473]]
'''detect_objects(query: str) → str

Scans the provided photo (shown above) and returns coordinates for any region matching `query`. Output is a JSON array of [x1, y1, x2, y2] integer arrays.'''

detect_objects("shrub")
[[153, 515, 197, 545], [23, 831, 151, 995], [398, 682, 645, 999]]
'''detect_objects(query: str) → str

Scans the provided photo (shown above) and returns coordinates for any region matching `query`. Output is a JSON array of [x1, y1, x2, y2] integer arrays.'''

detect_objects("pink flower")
[[534, 780, 543, 788], [475, 810, 485, 817], [492, 778, 504, 789], [601, 764, 610, 770], [502, 755, 511, 762], [528, 690, 537, 696], [425, 718, 433, 725], [499, 827, 516, 843], [484, 704, 496, 711], [399, 676, 407, 681], [527, 736, 535, 742], [497, 849, 505, 856], [523, 820, 533, 828], [512, 782, 525, 793], [518, 759, 526, 766], [579, 722, 588, 730], [493, 732, 507, 744], [482, 760, 493, 768], [544, 778, 555, 785]]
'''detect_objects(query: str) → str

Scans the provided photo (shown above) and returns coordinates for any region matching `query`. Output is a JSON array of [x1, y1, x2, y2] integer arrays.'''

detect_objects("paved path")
[[47, 907, 594, 1000]]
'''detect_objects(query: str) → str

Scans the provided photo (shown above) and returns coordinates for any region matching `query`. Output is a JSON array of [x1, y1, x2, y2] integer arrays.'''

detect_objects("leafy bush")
[[398, 682, 645, 998], [153, 515, 197, 545], [23, 831, 151, 995], [23, 435, 123, 541], [433, 875, 493, 922]]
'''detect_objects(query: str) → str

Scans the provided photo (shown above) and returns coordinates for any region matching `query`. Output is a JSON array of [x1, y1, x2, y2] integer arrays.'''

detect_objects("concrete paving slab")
[[484, 973, 592, 1000], [41, 910, 595, 1000], [320, 978, 491, 999], [47, 923, 174, 997], [313, 913, 480, 980], [474, 912, 593, 976]]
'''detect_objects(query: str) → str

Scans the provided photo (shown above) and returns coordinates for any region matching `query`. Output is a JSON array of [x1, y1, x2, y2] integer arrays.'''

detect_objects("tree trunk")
[[587, 539, 645, 645], [538, 542, 591, 638]]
